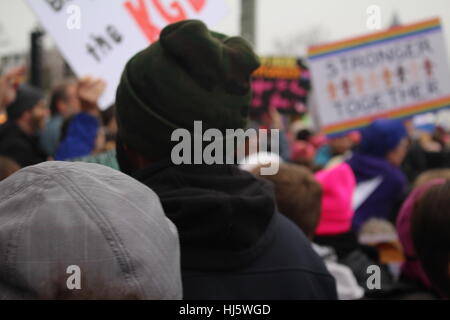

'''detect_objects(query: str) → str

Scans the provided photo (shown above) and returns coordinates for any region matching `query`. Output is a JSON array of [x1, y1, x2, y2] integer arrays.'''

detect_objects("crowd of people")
[[0, 19, 449, 300]]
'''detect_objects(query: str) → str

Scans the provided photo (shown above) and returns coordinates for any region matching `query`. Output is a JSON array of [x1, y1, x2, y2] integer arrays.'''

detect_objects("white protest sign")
[[25, 0, 229, 109], [308, 18, 450, 136]]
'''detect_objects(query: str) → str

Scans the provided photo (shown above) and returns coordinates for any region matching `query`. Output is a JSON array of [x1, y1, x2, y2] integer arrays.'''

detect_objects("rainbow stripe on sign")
[[323, 95, 450, 136], [309, 18, 442, 60]]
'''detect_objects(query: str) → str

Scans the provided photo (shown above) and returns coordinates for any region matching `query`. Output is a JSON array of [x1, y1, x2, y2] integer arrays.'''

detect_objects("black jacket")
[[402, 141, 450, 183], [0, 122, 47, 168], [134, 161, 337, 300]]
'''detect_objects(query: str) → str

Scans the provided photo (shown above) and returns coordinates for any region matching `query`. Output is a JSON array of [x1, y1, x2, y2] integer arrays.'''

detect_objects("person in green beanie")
[[115, 20, 337, 300]]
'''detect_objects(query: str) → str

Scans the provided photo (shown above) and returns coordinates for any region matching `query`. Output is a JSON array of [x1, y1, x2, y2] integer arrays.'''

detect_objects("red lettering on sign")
[[187, 0, 206, 12], [124, 0, 161, 43], [124, 0, 209, 43], [152, 0, 187, 24]]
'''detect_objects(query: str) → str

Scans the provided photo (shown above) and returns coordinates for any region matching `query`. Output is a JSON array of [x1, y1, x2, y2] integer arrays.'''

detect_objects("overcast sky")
[[1, 0, 450, 60], [254, 0, 450, 58]]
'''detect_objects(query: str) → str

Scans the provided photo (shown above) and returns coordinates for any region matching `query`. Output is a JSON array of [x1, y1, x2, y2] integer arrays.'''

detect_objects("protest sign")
[[251, 57, 311, 116], [25, 0, 228, 109], [308, 18, 450, 136]]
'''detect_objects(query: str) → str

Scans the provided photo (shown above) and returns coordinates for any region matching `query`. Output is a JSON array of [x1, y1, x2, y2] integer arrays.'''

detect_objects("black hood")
[[133, 161, 277, 271]]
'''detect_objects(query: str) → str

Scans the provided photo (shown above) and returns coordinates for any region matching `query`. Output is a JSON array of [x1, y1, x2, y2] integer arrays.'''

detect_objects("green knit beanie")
[[116, 20, 261, 158]]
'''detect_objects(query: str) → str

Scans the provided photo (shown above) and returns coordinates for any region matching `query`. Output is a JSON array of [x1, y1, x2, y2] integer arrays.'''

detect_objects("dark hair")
[[411, 181, 450, 297], [296, 129, 312, 141], [59, 115, 74, 143], [414, 169, 450, 188], [252, 163, 322, 238], [0, 156, 20, 181], [49, 80, 76, 116], [101, 104, 116, 126]]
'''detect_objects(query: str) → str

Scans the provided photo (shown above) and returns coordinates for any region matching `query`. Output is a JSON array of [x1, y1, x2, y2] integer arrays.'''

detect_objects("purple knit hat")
[[396, 178, 446, 289]]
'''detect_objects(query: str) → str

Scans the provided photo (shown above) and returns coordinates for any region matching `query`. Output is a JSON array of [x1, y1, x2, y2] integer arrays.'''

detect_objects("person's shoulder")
[[182, 213, 338, 300], [384, 164, 407, 190], [0, 125, 27, 148], [271, 213, 333, 274], [251, 213, 338, 298], [41, 116, 63, 137], [0, 122, 25, 141], [0, 122, 14, 135]]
